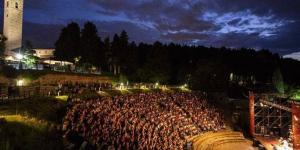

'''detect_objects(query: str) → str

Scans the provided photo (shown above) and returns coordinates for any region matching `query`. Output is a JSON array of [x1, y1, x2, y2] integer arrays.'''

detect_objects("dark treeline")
[[54, 22, 300, 91]]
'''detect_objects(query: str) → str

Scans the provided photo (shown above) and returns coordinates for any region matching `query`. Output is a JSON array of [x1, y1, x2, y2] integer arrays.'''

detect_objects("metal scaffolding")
[[252, 93, 291, 137]]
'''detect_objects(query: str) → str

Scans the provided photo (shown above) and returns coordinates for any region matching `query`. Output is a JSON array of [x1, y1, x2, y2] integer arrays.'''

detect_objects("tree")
[[139, 41, 171, 83], [79, 22, 104, 69], [111, 34, 120, 62], [21, 41, 38, 68], [119, 30, 129, 66], [119, 30, 129, 57], [111, 34, 121, 74], [51, 21, 300, 90], [54, 22, 80, 62], [109, 31, 130, 74], [22, 41, 35, 55], [125, 41, 139, 80], [0, 34, 7, 60], [190, 60, 230, 91], [103, 37, 111, 71], [272, 68, 285, 94]]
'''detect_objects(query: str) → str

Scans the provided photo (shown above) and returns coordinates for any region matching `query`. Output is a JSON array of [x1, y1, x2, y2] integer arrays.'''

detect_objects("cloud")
[[88, 0, 298, 51], [162, 32, 208, 42], [24, 20, 159, 48], [202, 9, 292, 38], [0, 0, 300, 54], [284, 52, 300, 61], [89, 0, 214, 35]]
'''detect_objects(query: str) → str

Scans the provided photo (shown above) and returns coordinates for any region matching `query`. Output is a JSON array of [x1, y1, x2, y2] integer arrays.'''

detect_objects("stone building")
[[3, 0, 23, 56], [33, 49, 55, 59]]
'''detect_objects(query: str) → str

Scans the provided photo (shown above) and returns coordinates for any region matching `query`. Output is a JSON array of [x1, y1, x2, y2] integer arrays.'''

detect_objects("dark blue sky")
[[1, 0, 300, 57]]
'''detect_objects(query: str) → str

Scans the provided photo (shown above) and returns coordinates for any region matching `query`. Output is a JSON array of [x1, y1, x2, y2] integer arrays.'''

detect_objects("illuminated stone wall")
[[249, 92, 255, 137], [3, 0, 23, 56], [292, 102, 300, 149], [35, 74, 112, 85]]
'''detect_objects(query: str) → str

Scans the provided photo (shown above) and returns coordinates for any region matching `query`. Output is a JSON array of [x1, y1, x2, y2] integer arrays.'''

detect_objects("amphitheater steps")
[[190, 131, 250, 150]]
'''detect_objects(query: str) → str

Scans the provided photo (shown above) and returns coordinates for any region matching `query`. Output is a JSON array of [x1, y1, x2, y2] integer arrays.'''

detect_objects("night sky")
[[1, 0, 300, 59]]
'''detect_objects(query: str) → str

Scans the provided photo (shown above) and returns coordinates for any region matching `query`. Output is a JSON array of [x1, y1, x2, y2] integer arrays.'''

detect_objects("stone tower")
[[3, 0, 24, 56]]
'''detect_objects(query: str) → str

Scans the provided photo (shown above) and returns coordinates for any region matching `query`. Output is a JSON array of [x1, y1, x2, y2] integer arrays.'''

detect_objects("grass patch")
[[102, 90, 123, 96], [0, 96, 67, 150], [76, 90, 100, 100], [0, 96, 67, 125], [0, 115, 63, 150], [55, 95, 69, 102]]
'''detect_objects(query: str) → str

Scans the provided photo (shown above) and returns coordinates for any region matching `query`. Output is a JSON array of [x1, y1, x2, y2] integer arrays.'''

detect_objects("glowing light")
[[140, 85, 149, 90], [260, 102, 264, 107], [74, 56, 81, 63], [295, 115, 299, 121], [282, 140, 289, 150], [55, 95, 69, 101], [180, 84, 191, 92], [17, 79, 24, 86], [180, 84, 188, 89], [155, 82, 159, 89], [16, 53, 23, 60], [161, 85, 169, 91], [293, 93, 300, 101], [117, 83, 127, 90], [230, 73, 234, 81], [275, 138, 293, 150]]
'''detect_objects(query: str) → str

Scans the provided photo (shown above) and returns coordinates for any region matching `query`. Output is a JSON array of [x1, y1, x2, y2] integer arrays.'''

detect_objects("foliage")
[[0, 96, 66, 150], [0, 65, 18, 78], [21, 41, 35, 55], [0, 115, 64, 150], [0, 34, 7, 59], [272, 68, 285, 94], [21, 41, 38, 67], [80, 22, 104, 68], [119, 74, 128, 84], [190, 60, 230, 91], [54, 22, 80, 62], [0, 96, 67, 123], [53, 21, 300, 91], [288, 88, 300, 101]]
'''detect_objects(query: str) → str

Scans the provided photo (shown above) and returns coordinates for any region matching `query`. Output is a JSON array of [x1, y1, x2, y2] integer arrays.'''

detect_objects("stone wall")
[[0, 75, 12, 85], [34, 74, 112, 85]]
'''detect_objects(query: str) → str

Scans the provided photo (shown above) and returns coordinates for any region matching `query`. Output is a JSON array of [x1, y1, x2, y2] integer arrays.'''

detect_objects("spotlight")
[[17, 79, 24, 86], [180, 84, 188, 89], [16, 53, 23, 60]]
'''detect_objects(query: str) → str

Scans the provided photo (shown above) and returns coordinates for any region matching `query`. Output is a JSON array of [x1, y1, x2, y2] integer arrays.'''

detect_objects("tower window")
[[15, 2, 18, 9], [7, 1, 9, 7]]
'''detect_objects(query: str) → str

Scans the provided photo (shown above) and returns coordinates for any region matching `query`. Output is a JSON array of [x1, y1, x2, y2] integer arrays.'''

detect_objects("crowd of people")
[[63, 92, 225, 149]]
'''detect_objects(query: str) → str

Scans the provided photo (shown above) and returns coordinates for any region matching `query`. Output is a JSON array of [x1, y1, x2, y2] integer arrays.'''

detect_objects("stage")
[[255, 136, 292, 150]]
